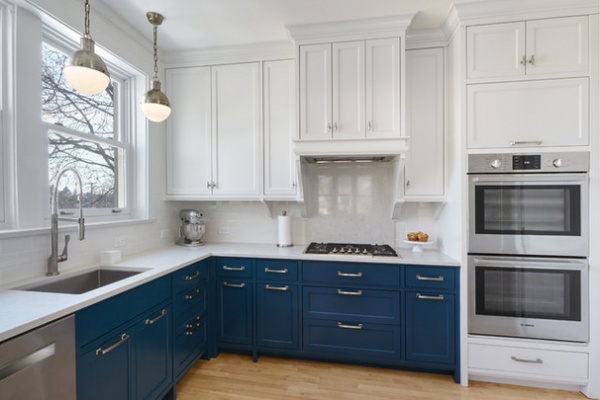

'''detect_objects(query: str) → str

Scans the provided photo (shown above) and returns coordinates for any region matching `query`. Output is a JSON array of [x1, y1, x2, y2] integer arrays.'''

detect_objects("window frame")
[[42, 30, 135, 220]]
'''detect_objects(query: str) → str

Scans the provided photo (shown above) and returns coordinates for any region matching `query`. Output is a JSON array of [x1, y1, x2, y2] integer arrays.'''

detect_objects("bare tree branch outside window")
[[42, 42, 125, 210]]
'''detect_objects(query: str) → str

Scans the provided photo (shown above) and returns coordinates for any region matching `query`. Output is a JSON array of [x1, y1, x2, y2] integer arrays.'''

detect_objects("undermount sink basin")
[[15, 268, 148, 295]]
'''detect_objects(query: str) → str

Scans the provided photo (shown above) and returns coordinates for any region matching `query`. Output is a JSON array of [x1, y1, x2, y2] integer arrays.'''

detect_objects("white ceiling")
[[99, 0, 484, 53]]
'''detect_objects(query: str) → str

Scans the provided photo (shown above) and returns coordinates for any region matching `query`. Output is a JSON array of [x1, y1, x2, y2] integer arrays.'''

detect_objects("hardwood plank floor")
[[176, 353, 587, 399]]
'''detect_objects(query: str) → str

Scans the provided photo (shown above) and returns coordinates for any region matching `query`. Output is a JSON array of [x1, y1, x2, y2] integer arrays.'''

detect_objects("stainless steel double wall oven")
[[468, 152, 589, 342]]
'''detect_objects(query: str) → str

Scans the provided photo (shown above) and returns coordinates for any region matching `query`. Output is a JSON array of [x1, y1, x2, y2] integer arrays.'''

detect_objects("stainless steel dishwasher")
[[0, 314, 76, 400]]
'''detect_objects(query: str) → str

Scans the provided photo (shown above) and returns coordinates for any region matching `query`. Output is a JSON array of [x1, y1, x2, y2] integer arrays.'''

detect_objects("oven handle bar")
[[470, 173, 588, 184], [471, 256, 587, 271]]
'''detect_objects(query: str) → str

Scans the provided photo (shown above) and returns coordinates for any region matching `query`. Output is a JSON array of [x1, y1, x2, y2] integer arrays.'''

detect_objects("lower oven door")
[[468, 255, 588, 342]]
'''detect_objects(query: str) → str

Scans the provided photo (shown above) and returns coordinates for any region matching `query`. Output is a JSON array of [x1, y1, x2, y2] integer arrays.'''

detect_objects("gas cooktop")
[[304, 242, 398, 257]]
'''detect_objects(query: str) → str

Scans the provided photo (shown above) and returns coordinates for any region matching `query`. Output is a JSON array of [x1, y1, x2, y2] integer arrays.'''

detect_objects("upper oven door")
[[468, 173, 588, 257]]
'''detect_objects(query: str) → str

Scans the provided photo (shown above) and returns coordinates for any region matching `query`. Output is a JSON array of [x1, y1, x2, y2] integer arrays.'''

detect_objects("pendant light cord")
[[153, 24, 159, 80], [84, 0, 91, 37]]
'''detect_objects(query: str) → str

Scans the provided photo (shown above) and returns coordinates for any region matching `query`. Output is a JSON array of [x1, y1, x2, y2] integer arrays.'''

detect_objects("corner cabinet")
[[165, 63, 261, 200], [299, 38, 400, 139]]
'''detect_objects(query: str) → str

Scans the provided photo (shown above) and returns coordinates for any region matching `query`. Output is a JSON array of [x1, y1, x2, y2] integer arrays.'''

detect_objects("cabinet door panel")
[[366, 38, 400, 137], [405, 48, 444, 198], [333, 41, 365, 138], [406, 292, 455, 364], [299, 44, 332, 139], [135, 305, 172, 400], [78, 332, 133, 400], [263, 60, 297, 197], [212, 63, 261, 196], [526, 16, 589, 76], [467, 78, 589, 148], [165, 67, 212, 196], [466, 22, 525, 80], [217, 280, 254, 344], [256, 283, 299, 350]]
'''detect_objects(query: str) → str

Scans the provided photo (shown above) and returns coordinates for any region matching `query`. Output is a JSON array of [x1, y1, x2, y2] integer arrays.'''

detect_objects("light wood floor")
[[176, 353, 587, 399]]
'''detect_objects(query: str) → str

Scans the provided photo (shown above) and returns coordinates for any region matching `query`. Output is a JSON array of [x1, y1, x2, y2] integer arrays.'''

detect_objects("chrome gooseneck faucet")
[[47, 167, 85, 276]]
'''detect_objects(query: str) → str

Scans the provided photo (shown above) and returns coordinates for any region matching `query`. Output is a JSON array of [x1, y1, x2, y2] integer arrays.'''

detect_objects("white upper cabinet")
[[467, 78, 589, 149], [263, 60, 297, 198], [165, 63, 260, 200], [299, 38, 401, 140], [467, 16, 589, 81], [166, 67, 212, 197], [332, 41, 365, 138], [299, 44, 332, 139], [405, 48, 445, 199], [211, 63, 261, 197], [366, 38, 400, 137]]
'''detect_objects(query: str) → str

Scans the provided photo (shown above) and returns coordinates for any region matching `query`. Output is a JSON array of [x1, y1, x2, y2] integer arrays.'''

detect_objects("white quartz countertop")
[[0, 243, 459, 343]]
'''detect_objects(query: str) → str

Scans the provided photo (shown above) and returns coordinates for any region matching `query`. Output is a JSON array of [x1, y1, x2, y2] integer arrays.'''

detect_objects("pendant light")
[[64, 0, 110, 95], [140, 12, 171, 123]]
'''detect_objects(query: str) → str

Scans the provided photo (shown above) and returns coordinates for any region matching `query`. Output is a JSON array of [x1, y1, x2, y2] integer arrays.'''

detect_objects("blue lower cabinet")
[[134, 305, 173, 400], [217, 279, 254, 345], [405, 291, 456, 365], [256, 283, 299, 350], [78, 330, 134, 399], [303, 318, 401, 361], [77, 303, 172, 400], [173, 313, 207, 379]]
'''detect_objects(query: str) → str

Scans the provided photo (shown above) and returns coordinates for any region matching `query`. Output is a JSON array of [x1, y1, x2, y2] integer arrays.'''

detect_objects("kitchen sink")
[[14, 268, 148, 295]]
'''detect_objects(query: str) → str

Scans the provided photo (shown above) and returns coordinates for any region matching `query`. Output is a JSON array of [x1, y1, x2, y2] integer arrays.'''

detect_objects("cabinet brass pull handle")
[[265, 268, 288, 274], [510, 140, 542, 146], [266, 284, 289, 291], [223, 282, 246, 288], [416, 293, 445, 301], [185, 288, 201, 300], [337, 271, 363, 278], [145, 309, 168, 325], [96, 333, 129, 356], [337, 322, 363, 330], [511, 356, 543, 364], [416, 275, 444, 282], [337, 289, 363, 296], [223, 265, 246, 271], [185, 271, 201, 281]]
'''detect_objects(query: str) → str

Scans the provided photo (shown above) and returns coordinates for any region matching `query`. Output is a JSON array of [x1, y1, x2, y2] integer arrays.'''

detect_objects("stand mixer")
[[176, 209, 205, 247]]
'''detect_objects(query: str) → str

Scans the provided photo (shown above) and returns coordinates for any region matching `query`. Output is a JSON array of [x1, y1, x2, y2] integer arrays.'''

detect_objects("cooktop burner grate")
[[304, 242, 398, 257]]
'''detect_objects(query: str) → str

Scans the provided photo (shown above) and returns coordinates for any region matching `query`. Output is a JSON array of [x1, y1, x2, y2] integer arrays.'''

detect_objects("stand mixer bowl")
[[176, 209, 205, 246]]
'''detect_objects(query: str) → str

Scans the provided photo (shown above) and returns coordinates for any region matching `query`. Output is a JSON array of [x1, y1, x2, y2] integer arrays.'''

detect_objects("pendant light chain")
[[153, 24, 159, 80], [84, 0, 91, 37]]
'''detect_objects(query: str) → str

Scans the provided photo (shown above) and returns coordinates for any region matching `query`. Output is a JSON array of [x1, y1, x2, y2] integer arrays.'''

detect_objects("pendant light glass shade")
[[64, 0, 110, 95], [141, 12, 171, 122]]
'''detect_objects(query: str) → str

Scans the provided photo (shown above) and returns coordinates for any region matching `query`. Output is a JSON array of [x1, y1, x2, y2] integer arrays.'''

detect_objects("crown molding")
[[164, 41, 295, 68], [286, 13, 417, 45], [406, 28, 448, 49], [444, 0, 599, 34]]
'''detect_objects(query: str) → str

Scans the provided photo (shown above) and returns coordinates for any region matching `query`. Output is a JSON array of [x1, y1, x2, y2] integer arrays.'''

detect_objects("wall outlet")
[[160, 229, 171, 239], [218, 227, 230, 236], [113, 236, 126, 247]]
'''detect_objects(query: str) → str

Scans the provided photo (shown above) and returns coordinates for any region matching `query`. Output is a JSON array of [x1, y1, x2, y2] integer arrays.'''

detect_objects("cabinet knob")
[[333, 123, 338, 131], [520, 55, 526, 66], [327, 123, 332, 132], [406, 180, 411, 188], [528, 55, 535, 65], [367, 121, 372, 131]]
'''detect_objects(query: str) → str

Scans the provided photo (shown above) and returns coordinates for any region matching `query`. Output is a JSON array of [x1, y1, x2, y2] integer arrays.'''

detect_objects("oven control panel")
[[468, 152, 589, 174]]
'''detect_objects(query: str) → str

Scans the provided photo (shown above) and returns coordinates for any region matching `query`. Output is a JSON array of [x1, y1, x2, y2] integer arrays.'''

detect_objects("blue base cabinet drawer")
[[303, 319, 401, 361], [303, 286, 400, 324], [216, 258, 254, 278], [256, 259, 299, 282], [405, 266, 455, 291], [302, 261, 400, 287], [172, 261, 208, 294]]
